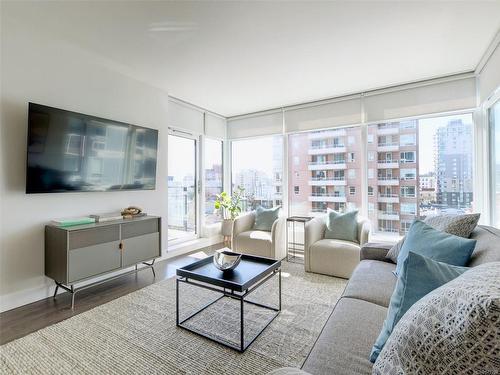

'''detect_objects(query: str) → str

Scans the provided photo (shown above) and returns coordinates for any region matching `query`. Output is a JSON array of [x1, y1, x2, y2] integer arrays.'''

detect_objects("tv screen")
[[26, 103, 158, 194]]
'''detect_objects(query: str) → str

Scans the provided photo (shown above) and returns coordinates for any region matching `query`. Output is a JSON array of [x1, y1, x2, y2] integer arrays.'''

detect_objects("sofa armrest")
[[360, 242, 394, 262], [271, 217, 287, 259], [304, 216, 326, 271], [232, 212, 255, 240]]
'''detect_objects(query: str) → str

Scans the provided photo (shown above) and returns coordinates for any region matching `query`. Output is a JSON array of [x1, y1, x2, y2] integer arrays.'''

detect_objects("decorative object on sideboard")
[[214, 186, 245, 246], [212, 248, 242, 271], [89, 211, 123, 223], [50, 217, 96, 227], [121, 206, 146, 219]]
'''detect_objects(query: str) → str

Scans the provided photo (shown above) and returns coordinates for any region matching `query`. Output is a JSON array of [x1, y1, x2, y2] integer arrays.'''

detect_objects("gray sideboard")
[[45, 215, 161, 308]]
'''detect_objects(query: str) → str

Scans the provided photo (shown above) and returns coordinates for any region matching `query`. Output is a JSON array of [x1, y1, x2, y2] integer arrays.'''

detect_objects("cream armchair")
[[232, 211, 286, 260], [304, 215, 370, 279]]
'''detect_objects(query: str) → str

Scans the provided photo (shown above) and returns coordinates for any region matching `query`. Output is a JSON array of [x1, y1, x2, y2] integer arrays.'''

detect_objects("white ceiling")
[[4, 1, 500, 117]]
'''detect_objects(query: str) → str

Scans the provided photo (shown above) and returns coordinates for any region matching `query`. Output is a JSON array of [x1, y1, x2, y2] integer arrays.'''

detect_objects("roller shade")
[[205, 113, 226, 139], [168, 99, 204, 134], [363, 76, 476, 123], [227, 110, 283, 139], [284, 96, 362, 132], [478, 44, 500, 103]]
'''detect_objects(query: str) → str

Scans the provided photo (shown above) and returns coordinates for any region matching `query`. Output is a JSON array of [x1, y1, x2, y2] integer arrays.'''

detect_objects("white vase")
[[221, 219, 233, 237]]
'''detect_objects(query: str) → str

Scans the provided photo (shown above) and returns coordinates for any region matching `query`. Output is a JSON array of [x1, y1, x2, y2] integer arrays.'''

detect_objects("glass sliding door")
[[490, 100, 500, 227], [168, 134, 197, 242], [204, 138, 223, 224]]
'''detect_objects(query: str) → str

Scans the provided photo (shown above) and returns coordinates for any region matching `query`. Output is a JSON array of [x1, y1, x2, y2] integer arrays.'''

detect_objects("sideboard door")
[[121, 233, 160, 267]]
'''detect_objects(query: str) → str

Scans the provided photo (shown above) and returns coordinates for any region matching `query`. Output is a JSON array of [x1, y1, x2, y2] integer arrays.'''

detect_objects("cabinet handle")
[[119, 242, 124, 250]]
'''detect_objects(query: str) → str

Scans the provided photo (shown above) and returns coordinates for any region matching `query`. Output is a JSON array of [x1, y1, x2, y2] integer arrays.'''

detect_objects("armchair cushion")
[[309, 239, 361, 279], [325, 210, 359, 243], [233, 230, 273, 258], [253, 206, 281, 231]]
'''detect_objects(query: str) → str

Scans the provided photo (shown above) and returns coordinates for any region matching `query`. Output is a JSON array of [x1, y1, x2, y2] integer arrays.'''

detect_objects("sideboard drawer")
[[121, 218, 159, 239], [68, 226, 119, 250], [68, 241, 121, 282]]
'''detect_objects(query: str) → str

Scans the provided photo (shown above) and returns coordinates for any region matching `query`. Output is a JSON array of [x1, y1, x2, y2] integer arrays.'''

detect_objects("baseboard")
[[0, 235, 223, 313]]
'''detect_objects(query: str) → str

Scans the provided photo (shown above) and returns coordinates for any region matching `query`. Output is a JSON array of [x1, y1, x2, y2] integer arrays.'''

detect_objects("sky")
[[418, 113, 473, 175]]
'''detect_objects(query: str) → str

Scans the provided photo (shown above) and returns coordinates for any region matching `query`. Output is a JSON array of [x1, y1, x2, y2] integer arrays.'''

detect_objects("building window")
[[348, 152, 355, 162], [400, 168, 416, 180], [368, 151, 375, 161], [367, 134, 374, 144], [232, 135, 283, 212], [400, 185, 416, 197], [401, 203, 417, 215], [400, 134, 416, 146], [368, 186, 374, 196], [368, 168, 374, 179], [349, 186, 356, 195], [294, 186, 300, 195], [401, 220, 413, 233], [400, 151, 415, 163]]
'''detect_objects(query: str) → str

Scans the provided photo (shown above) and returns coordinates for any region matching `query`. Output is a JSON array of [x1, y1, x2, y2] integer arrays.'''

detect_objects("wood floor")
[[0, 243, 224, 345]]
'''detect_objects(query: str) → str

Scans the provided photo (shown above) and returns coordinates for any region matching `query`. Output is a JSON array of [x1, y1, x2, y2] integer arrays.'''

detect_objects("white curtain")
[[227, 110, 283, 139], [363, 76, 476, 123], [284, 96, 362, 132]]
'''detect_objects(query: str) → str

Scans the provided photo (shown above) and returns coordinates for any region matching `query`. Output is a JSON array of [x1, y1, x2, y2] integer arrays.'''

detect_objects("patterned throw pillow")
[[372, 262, 500, 375], [385, 213, 480, 263]]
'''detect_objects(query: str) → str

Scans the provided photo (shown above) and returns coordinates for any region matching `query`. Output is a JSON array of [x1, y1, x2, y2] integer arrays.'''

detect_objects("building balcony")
[[377, 160, 399, 169], [377, 177, 400, 185], [376, 127, 399, 135], [308, 177, 347, 186], [308, 129, 346, 139], [378, 194, 399, 203], [377, 143, 399, 152], [308, 161, 347, 170], [309, 194, 347, 203], [308, 145, 347, 155], [378, 211, 400, 220]]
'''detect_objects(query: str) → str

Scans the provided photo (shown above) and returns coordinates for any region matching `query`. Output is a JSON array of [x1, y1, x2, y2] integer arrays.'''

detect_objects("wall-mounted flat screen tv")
[[26, 103, 158, 194]]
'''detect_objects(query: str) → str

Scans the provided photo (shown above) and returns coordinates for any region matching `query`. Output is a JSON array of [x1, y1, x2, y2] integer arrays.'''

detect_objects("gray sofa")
[[270, 225, 500, 375]]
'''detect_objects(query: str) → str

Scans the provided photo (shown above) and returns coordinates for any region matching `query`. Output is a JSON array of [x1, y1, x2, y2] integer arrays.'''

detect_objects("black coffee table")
[[176, 253, 281, 352]]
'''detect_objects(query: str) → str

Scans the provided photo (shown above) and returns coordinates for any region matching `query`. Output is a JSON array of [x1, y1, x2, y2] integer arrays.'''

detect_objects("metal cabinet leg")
[[53, 283, 59, 299]]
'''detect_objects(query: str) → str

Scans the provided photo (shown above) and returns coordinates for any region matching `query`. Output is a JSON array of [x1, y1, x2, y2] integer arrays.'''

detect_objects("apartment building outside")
[[435, 119, 473, 210], [289, 120, 419, 236]]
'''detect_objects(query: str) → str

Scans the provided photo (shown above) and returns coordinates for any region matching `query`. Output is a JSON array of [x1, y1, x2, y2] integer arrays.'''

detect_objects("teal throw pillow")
[[324, 210, 359, 243], [369, 252, 468, 362], [394, 220, 476, 276], [253, 206, 280, 231]]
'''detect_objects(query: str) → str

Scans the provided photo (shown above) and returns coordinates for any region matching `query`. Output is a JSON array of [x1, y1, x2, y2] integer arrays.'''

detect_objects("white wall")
[[0, 5, 171, 311]]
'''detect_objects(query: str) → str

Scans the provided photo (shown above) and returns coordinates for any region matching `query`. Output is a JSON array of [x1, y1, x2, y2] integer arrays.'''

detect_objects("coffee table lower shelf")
[[176, 268, 281, 352]]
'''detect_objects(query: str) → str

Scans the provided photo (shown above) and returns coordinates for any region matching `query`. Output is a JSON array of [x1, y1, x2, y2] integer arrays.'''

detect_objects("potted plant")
[[214, 187, 245, 240]]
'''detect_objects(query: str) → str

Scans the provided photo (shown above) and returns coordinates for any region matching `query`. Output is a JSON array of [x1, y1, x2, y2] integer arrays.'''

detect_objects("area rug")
[[0, 262, 347, 374]]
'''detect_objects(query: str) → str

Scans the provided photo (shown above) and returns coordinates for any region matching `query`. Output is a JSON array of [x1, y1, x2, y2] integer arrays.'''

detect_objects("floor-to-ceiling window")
[[490, 100, 500, 227], [368, 113, 474, 239], [288, 126, 362, 217], [168, 134, 197, 242], [204, 138, 223, 224], [231, 136, 283, 211]]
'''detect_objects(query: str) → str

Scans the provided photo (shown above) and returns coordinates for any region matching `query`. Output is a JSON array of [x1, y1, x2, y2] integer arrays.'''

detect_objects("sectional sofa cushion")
[[369, 252, 468, 362], [373, 262, 500, 375], [342, 260, 397, 308], [325, 210, 359, 243], [394, 220, 476, 276], [253, 206, 280, 231], [302, 297, 386, 375], [386, 213, 480, 263]]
